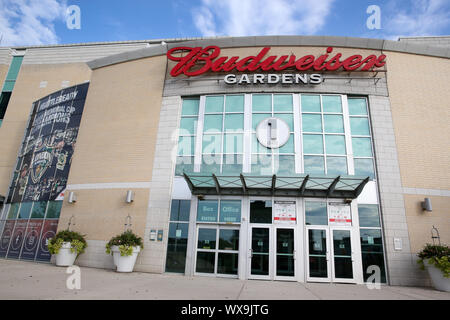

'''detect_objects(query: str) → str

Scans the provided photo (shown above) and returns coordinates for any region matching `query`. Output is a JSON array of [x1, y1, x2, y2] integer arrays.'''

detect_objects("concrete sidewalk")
[[0, 259, 449, 300]]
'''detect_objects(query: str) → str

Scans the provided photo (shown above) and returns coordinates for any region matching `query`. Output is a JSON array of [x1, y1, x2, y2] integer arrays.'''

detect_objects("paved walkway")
[[0, 259, 449, 300]]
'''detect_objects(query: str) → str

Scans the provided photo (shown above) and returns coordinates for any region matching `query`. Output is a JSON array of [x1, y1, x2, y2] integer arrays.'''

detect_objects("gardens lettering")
[[167, 46, 386, 77]]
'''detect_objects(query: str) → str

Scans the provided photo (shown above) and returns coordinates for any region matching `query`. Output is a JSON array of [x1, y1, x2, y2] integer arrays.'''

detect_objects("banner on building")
[[328, 203, 352, 226], [273, 201, 296, 224]]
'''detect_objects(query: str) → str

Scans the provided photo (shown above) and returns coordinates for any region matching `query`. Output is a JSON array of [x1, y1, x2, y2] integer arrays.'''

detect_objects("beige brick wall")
[[403, 194, 450, 253], [59, 55, 167, 242], [386, 52, 450, 190], [0, 63, 92, 195], [0, 64, 8, 87]]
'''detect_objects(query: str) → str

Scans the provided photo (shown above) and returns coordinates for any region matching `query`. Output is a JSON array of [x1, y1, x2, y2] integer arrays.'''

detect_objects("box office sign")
[[328, 203, 352, 226], [6, 83, 89, 204], [273, 201, 296, 224]]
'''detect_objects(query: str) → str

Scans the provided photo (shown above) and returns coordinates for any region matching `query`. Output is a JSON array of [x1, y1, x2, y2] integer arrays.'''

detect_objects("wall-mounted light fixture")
[[126, 190, 134, 203], [421, 198, 432, 212], [68, 191, 77, 203]]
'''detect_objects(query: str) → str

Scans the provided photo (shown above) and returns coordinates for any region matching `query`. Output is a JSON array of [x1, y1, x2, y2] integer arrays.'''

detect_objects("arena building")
[[0, 35, 449, 287]]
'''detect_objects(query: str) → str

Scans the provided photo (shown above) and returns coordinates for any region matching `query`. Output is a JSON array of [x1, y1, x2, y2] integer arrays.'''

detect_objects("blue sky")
[[0, 0, 449, 46]]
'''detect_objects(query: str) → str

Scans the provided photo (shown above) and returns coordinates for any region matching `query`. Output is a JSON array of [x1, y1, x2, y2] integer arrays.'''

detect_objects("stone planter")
[[425, 260, 450, 292], [55, 242, 77, 266], [113, 246, 141, 273]]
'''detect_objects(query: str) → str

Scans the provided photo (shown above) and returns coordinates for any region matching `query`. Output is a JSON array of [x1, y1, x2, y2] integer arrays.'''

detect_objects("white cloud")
[[0, 0, 68, 46], [192, 0, 336, 37], [384, 0, 450, 37]]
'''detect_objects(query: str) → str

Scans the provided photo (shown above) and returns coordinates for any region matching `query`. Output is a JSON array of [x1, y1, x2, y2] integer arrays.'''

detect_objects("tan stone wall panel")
[[0, 64, 8, 87], [57, 188, 149, 241], [386, 52, 450, 190], [67, 56, 166, 184], [403, 194, 450, 253]]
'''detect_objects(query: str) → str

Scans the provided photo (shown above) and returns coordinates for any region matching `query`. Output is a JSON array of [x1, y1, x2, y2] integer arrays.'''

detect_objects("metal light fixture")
[[421, 198, 432, 212], [68, 191, 77, 203], [126, 190, 134, 203]]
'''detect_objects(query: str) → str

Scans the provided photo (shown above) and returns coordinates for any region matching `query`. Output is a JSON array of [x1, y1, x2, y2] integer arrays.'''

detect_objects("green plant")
[[105, 230, 143, 256], [417, 244, 450, 278], [48, 230, 87, 256]]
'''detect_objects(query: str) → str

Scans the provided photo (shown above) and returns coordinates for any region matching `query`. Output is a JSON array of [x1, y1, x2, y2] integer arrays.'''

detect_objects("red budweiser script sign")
[[167, 46, 387, 77]]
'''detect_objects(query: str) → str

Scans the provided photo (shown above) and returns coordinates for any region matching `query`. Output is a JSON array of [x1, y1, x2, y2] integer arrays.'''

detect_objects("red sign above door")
[[167, 46, 387, 77]]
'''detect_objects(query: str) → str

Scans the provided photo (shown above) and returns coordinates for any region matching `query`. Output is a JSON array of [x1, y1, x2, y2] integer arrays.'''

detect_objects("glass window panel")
[[197, 228, 217, 249], [201, 156, 221, 175], [303, 134, 324, 154], [179, 117, 197, 135], [302, 114, 322, 133], [46, 201, 62, 219], [202, 134, 222, 155], [170, 200, 180, 221], [5, 56, 24, 81], [219, 229, 240, 250], [325, 135, 346, 155], [274, 155, 295, 176], [252, 94, 272, 112], [224, 133, 243, 153], [181, 99, 199, 116], [275, 113, 294, 131], [301, 95, 321, 112], [7, 203, 20, 219], [197, 200, 218, 223], [205, 96, 224, 113], [224, 114, 244, 132], [251, 154, 273, 175], [352, 138, 373, 157], [305, 201, 328, 225], [252, 134, 271, 154], [203, 115, 223, 133], [178, 136, 195, 156], [165, 222, 189, 273], [250, 200, 272, 224], [273, 94, 293, 112], [350, 117, 370, 136], [324, 115, 344, 133], [31, 201, 47, 219], [358, 204, 381, 228], [327, 157, 348, 175], [217, 253, 239, 275], [175, 156, 194, 175], [222, 154, 243, 175], [219, 201, 241, 223], [360, 229, 386, 283], [308, 229, 328, 278], [225, 95, 244, 112], [348, 98, 368, 116], [322, 95, 342, 113], [196, 252, 215, 273], [354, 158, 375, 180], [18, 202, 32, 219], [278, 134, 294, 154], [170, 200, 190, 222], [252, 113, 271, 131], [304, 156, 325, 174]]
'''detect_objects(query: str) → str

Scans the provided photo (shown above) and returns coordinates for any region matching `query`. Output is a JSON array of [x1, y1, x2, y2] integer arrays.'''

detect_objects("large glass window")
[[305, 201, 327, 226], [358, 204, 386, 283], [176, 98, 199, 175], [1, 55, 24, 127], [165, 200, 191, 273], [301, 95, 348, 175], [349, 98, 376, 180], [252, 94, 295, 176], [197, 199, 241, 224], [202, 95, 244, 175]]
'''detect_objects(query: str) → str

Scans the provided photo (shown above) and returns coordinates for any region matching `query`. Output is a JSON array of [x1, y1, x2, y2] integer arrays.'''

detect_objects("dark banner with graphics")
[[0, 220, 16, 257], [20, 220, 44, 260], [7, 83, 89, 204], [7, 220, 28, 258], [35, 220, 59, 262]]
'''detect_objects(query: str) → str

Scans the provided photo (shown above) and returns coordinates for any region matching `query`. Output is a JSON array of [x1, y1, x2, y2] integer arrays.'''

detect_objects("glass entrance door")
[[249, 227, 271, 279], [275, 227, 296, 280], [306, 227, 355, 283]]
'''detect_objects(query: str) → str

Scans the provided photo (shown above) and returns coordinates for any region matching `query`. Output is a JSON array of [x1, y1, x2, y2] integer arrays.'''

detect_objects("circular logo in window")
[[256, 117, 290, 149]]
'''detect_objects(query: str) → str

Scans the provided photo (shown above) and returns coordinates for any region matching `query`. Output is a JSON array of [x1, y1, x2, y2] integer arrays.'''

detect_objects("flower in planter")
[[417, 244, 450, 278], [105, 230, 144, 257], [48, 230, 87, 256]]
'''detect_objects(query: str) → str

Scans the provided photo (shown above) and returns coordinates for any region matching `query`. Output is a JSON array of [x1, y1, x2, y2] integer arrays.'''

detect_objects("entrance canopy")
[[183, 173, 369, 199]]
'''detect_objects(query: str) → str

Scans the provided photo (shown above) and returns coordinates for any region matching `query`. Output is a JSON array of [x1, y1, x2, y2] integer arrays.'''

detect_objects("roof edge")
[[87, 35, 450, 70]]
